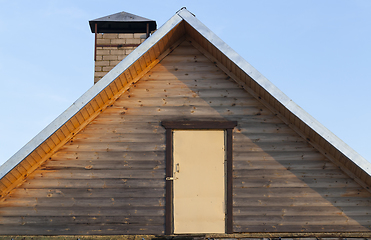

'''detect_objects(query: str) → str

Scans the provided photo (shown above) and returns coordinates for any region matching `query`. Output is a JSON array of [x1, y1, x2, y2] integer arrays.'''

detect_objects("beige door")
[[173, 130, 225, 234]]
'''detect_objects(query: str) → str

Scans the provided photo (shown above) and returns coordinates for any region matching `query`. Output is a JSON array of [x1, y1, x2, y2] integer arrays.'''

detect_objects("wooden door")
[[172, 130, 226, 233]]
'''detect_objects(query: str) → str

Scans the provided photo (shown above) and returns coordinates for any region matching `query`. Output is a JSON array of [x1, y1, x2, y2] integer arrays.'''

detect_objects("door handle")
[[166, 176, 178, 181], [176, 163, 180, 173]]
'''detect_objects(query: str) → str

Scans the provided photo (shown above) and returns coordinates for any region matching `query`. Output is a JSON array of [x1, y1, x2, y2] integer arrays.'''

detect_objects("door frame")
[[161, 120, 237, 235]]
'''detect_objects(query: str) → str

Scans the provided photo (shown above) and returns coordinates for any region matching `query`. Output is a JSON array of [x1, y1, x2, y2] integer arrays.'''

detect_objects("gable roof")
[[0, 8, 370, 198]]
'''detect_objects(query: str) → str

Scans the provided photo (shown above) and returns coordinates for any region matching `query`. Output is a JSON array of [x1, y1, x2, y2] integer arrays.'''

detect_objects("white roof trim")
[[177, 8, 370, 176]]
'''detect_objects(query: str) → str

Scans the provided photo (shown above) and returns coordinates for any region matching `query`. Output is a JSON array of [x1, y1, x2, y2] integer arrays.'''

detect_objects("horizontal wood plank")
[[20, 178, 165, 189], [234, 224, 370, 233], [43, 160, 165, 170], [59, 142, 166, 152], [234, 177, 359, 188], [0, 197, 165, 208], [233, 187, 370, 198], [9, 188, 165, 199], [0, 206, 164, 217], [0, 215, 165, 225], [0, 224, 164, 235], [113, 96, 260, 108], [234, 151, 328, 161], [233, 197, 371, 207], [31, 169, 165, 179], [233, 206, 371, 216], [233, 215, 371, 225], [70, 133, 165, 142], [51, 151, 165, 161]]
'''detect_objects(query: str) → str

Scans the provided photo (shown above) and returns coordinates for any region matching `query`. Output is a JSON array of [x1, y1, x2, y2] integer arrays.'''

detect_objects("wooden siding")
[[0, 40, 370, 235], [0, 20, 186, 199]]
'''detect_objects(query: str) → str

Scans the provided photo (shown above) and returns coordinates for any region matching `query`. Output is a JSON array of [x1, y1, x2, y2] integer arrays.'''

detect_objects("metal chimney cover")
[[89, 11, 156, 33]]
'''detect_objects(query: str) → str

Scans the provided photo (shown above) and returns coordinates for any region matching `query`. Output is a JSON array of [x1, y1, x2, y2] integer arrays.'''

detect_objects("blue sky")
[[0, 0, 370, 165]]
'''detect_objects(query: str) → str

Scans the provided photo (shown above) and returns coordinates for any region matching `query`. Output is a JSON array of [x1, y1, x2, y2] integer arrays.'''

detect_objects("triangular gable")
[[0, 8, 370, 199]]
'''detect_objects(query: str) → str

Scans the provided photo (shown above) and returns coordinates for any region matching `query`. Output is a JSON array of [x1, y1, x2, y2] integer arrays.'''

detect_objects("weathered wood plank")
[[233, 141, 316, 152], [235, 122, 295, 134], [94, 114, 280, 124], [82, 123, 166, 134], [233, 132, 304, 142], [122, 87, 250, 97], [71, 133, 165, 142], [59, 142, 166, 152], [113, 96, 261, 108], [160, 54, 212, 64], [233, 215, 371, 225], [233, 197, 371, 207], [0, 206, 165, 216], [234, 206, 371, 216], [20, 178, 165, 189], [51, 151, 165, 161], [234, 169, 349, 179], [43, 160, 165, 170], [234, 224, 370, 233], [102, 106, 272, 117], [166, 45, 201, 55], [85, 120, 294, 135], [0, 197, 165, 208], [31, 169, 165, 179], [151, 63, 222, 72], [0, 224, 164, 235], [234, 151, 327, 161], [9, 188, 165, 199], [0, 215, 165, 225], [233, 187, 371, 198], [234, 159, 336, 169], [142, 70, 228, 81], [234, 177, 359, 188]]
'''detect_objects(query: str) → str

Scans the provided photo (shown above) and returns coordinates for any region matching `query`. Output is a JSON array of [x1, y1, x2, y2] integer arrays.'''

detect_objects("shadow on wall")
[[148, 44, 371, 233]]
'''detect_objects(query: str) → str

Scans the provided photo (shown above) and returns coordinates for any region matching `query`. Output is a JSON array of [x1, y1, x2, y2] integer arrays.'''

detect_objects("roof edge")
[[0, 12, 183, 180], [177, 8, 370, 176]]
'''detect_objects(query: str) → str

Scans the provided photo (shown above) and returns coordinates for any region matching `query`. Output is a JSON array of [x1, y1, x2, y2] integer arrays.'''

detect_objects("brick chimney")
[[89, 11, 157, 84]]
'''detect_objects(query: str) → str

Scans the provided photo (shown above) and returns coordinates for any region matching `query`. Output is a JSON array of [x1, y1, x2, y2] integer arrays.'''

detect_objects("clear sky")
[[0, 0, 370, 166]]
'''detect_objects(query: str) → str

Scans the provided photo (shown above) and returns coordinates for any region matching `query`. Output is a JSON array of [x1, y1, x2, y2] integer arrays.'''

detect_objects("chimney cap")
[[89, 11, 156, 33]]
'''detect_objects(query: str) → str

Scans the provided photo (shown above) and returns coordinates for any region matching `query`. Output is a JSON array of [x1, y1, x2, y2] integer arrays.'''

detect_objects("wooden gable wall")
[[0, 40, 370, 235]]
